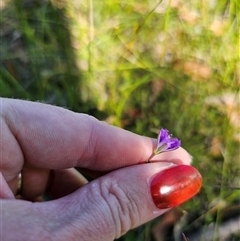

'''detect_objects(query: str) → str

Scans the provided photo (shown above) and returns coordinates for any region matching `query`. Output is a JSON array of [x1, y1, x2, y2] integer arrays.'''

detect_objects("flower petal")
[[158, 128, 169, 143], [167, 139, 181, 151]]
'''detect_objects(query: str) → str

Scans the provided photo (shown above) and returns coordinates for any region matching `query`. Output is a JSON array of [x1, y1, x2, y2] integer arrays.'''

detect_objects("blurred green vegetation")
[[1, 0, 239, 240]]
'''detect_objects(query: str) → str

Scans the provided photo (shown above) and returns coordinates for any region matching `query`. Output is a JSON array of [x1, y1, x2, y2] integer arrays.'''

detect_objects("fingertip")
[[152, 147, 192, 165]]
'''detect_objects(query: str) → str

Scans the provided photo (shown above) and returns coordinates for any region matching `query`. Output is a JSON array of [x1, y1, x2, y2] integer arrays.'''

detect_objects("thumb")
[[53, 162, 202, 241]]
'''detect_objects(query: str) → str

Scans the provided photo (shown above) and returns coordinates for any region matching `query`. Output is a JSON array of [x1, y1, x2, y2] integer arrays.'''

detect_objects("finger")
[[20, 166, 50, 199], [0, 172, 15, 199], [39, 161, 201, 241], [0, 115, 23, 185], [151, 147, 192, 165], [20, 167, 88, 200], [3, 98, 155, 175], [2, 98, 191, 195], [3, 98, 190, 175], [45, 168, 88, 199]]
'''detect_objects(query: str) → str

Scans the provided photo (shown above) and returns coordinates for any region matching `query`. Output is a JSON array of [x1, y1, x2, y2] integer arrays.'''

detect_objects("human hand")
[[1, 98, 201, 241]]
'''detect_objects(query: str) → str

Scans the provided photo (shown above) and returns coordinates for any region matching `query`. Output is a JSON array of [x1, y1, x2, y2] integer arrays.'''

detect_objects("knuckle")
[[98, 178, 140, 238]]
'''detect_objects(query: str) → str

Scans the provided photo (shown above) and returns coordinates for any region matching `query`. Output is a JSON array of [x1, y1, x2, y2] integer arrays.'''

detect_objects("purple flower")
[[148, 128, 181, 162], [155, 128, 181, 154]]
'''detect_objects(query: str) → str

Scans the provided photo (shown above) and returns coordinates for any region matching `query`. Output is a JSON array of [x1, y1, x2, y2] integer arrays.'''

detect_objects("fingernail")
[[150, 165, 202, 209]]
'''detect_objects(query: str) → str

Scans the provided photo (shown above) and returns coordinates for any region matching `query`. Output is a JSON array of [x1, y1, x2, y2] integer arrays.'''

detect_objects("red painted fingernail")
[[150, 165, 202, 209]]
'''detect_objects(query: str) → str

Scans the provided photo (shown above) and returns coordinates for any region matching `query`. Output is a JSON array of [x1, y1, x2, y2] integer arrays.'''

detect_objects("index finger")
[[2, 98, 153, 172], [2, 98, 191, 173]]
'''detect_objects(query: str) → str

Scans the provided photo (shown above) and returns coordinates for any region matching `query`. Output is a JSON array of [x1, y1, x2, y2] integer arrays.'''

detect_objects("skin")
[[0, 98, 191, 241]]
